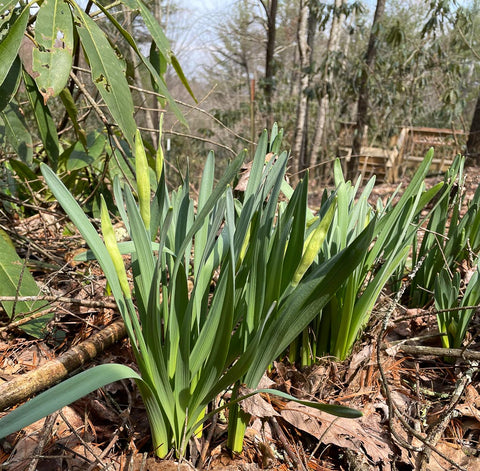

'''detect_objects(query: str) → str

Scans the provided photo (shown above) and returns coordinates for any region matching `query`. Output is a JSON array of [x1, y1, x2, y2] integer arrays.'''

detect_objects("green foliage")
[[0, 229, 52, 338], [409, 156, 480, 308], [434, 264, 480, 350], [0, 127, 372, 457], [0, 0, 191, 209], [32, 0, 74, 101], [289, 149, 451, 363]]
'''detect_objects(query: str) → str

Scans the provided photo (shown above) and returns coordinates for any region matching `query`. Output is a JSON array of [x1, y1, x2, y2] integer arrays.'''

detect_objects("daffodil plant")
[[0, 127, 373, 457]]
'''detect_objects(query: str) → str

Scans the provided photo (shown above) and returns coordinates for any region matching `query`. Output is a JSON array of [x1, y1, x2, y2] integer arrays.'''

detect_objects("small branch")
[[376, 258, 468, 470], [0, 295, 117, 309], [389, 344, 480, 362], [59, 409, 110, 470], [0, 319, 126, 411], [395, 305, 480, 323], [0, 296, 118, 332], [27, 412, 59, 471], [127, 84, 252, 145], [162, 129, 236, 156], [269, 417, 306, 470], [415, 363, 478, 471]]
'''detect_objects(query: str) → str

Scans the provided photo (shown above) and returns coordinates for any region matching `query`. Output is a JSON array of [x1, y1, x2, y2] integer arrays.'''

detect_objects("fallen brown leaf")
[[280, 402, 392, 468]]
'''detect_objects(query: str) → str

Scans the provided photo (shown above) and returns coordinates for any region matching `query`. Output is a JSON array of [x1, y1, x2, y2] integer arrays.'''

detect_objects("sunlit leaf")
[[90, 0, 187, 125], [71, 5, 136, 147], [0, 364, 143, 438], [32, 0, 74, 100], [0, 4, 29, 86]]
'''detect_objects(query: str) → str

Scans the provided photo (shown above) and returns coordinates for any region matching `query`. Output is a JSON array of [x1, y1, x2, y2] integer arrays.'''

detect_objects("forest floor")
[[1, 167, 480, 471]]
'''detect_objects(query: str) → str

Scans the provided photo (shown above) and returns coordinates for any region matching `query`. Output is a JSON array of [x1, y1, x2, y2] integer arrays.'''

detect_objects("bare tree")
[[348, 0, 386, 180], [309, 0, 346, 174], [260, 0, 278, 130], [467, 92, 480, 165], [292, 0, 316, 180]]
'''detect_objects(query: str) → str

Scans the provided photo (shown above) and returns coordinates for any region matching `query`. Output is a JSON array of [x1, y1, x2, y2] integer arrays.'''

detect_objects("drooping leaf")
[[0, 4, 29, 86], [0, 229, 51, 338], [71, 5, 136, 147], [32, 0, 74, 101], [59, 88, 88, 147], [61, 131, 106, 171], [122, 0, 172, 58], [89, 0, 187, 125], [0, 55, 21, 113], [1, 101, 33, 164], [171, 54, 196, 103], [8, 159, 44, 193], [23, 71, 60, 169], [0, 364, 143, 438]]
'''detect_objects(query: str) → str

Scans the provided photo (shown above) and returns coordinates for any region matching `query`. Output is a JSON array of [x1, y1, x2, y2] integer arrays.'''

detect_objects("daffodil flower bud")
[[156, 113, 165, 183], [135, 129, 151, 230], [101, 197, 131, 299], [292, 201, 336, 287]]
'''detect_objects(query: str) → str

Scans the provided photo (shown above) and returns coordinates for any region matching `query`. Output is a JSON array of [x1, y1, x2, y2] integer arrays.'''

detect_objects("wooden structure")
[[396, 126, 466, 176], [337, 124, 467, 183]]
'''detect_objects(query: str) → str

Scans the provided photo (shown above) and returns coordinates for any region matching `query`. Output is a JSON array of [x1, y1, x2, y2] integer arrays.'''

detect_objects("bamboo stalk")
[[0, 319, 126, 412]]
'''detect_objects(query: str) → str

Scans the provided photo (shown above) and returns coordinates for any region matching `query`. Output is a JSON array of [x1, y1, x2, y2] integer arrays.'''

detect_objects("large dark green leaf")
[[1, 101, 33, 164], [0, 4, 29, 86], [32, 0, 74, 100], [23, 71, 60, 169], [0, 55, 21, 113], [0, 229, 51, 338], [72, 5, 136, 147], [61, 131, 106, 171]]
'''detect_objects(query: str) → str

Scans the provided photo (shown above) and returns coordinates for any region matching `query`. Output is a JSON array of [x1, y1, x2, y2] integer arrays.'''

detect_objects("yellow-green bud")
[[100, 198, 131, 298], [291, 201, 336, 287], [135, 129, 151, 230], [156, 113, 164, 183]]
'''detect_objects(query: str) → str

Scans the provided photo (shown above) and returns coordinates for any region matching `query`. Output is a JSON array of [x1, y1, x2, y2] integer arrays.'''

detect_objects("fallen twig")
[[0, 319, 126, 411], [376, 258, 468, 471], [268, 416, 306, 471], [27, 412, 59, 471], [0, 295, 118, 309], [415, 362, 478, 471], [387, 344, 480, 361], [0, 295, 118, 332]]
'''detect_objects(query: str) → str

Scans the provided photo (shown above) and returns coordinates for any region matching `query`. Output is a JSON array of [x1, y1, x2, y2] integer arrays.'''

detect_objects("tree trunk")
[[261, 0, 278, 131], [292, 1, 316, 180], [348, 0, 386, 181], [310, 0, 346, 175], [467, 92, 480, 165]]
